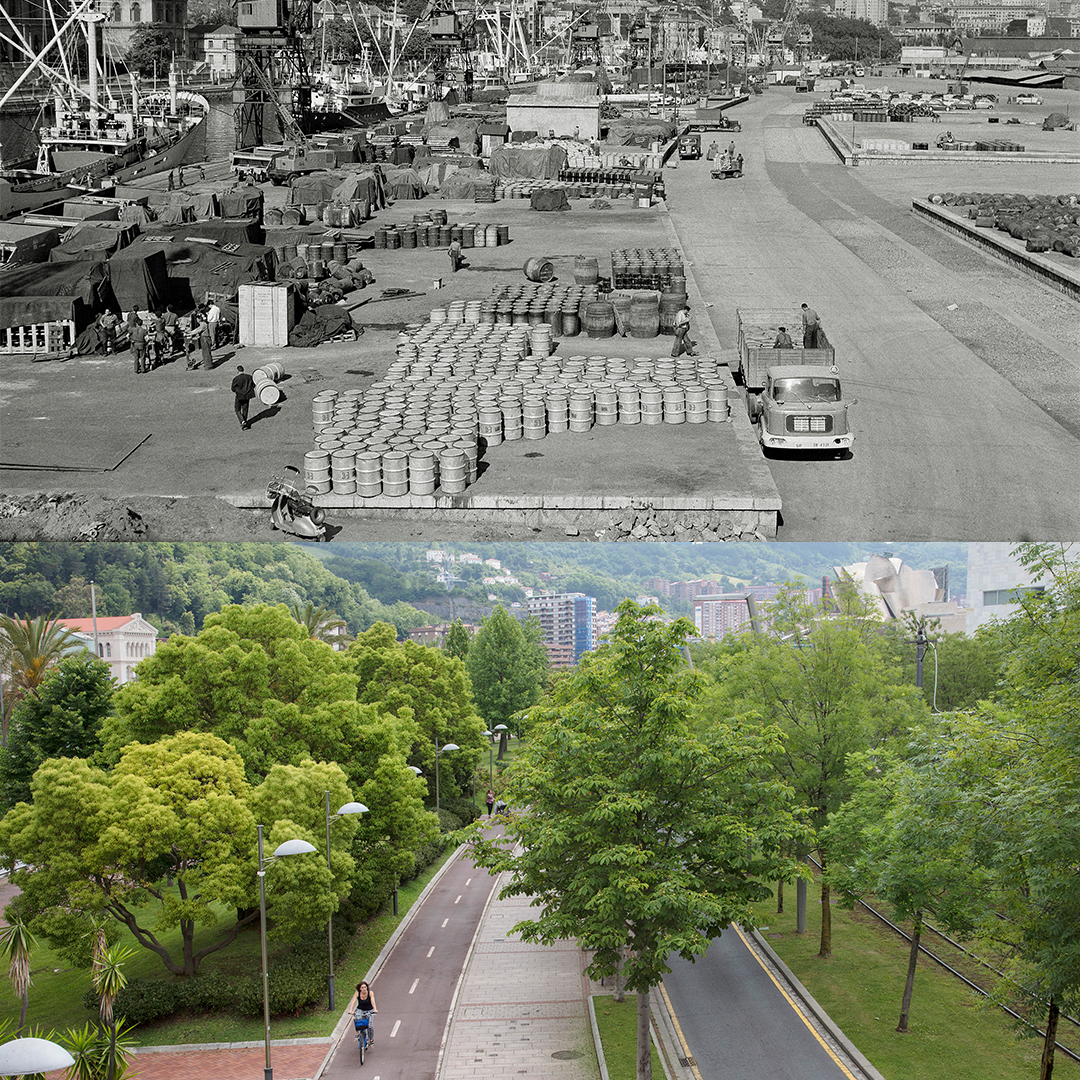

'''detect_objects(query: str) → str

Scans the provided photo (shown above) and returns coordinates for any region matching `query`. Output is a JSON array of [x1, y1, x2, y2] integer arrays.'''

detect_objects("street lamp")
[[493, 723, 508, 763], [324, 794, 368, 1010], [482, 730, 493, 790], [434, 739, 459, 814], [0, 1037, 75, 1076], [258, 826, 317, 1080]]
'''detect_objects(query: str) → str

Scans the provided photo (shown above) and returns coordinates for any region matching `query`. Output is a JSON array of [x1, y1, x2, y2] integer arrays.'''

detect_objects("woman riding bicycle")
[[350, 981, 378, 1046]]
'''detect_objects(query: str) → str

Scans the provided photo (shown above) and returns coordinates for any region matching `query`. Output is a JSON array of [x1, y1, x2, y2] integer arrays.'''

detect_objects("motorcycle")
[[267, 465, 328, 540]]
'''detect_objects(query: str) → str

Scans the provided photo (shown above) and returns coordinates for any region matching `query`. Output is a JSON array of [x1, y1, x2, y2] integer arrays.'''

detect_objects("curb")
[[748, 928, 887, 1080], [589, 990, 682, 1080]]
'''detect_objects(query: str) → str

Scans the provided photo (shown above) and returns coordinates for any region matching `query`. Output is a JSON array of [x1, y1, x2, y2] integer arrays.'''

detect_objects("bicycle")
[[354, 1010, 374, 1063]]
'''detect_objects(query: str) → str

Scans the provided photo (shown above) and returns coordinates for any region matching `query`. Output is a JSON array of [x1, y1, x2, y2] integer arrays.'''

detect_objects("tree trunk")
[[1039, 997, 1059, 1080], [18, 989, 27, 1032], [818, 854, 832, 958], [182, 917, 196, 976], [107, 1018, 117, 1080], [777, 878, 784, 914], [636, 986, 651, 1080], [613, 946, 626, 1003], [497, 731, 508, 760], [896, 911, 921, 1032]]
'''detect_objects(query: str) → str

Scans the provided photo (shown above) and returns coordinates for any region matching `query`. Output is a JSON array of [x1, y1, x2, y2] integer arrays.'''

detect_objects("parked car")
[[973, 97, 995, 109], [1015, 92, 1043, 105]]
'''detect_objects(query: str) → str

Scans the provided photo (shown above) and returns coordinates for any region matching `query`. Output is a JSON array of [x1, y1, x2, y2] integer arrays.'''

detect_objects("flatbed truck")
[[736, 308, 856, 456]]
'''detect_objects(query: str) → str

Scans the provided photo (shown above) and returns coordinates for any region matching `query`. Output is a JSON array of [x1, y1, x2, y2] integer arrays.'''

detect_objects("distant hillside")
[[308, 542, 971, 607], [0, 543, 433, 636]]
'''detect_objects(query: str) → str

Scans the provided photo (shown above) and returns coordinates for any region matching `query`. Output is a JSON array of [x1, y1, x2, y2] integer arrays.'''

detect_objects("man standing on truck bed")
[[800, 303, 821, 348]]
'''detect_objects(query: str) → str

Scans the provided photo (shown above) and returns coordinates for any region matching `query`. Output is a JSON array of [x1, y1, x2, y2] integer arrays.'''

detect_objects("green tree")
[[0, 653, 114, 811], [0, 613, 84, 744], [92, 944, 134, 1080], [704, 582, 927, 957], [466, 607, 546, 757], [288, 601, 347, 646], [51, 576, 96, 620], [349, 623, 485, 801], [466, 602, 809, 1080], [0, 733, 263, 977], [124, 27, 175, 77], [443, 619, 471, 661], [0, 911, 35, 1032]]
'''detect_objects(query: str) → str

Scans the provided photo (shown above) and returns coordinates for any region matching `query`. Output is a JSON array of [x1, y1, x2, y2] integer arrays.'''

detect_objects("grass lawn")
[[2, 845, 457, 1047], [749, 881, 1059, 1080], [592, 995, 664, 1080]]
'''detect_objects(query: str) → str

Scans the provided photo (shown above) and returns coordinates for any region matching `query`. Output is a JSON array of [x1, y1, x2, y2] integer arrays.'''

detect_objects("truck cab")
[[678, 132, 701, 159], [750, 364, 855, 455]]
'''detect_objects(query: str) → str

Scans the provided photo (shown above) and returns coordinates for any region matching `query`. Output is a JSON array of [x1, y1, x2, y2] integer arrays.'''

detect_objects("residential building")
[[526, 591, 597, 663], [426, 549, 452, 563], [407, 622, 478, 647], [57, 613, 159, 685], [203, 24, 242, 79], [693, 593, 754, 638], [966, 542, 1053, 634]]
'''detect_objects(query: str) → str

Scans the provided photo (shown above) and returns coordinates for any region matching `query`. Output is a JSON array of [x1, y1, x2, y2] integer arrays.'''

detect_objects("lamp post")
[[434, 739, 459, 814], [0, 1037, 75, 1076], [258, 826, 317, 1080], [324, 794, 368, 1010], [483, 730, 493, 790], [493, 723, 508, 762]]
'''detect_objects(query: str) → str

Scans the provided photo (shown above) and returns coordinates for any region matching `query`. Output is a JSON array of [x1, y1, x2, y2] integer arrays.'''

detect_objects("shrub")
[[436, 807, 463, 832], [406, 834, 448, 882], [441, 796, 479, 825]]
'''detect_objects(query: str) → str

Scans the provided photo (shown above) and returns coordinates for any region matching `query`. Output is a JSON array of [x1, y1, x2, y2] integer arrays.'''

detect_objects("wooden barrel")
[[659, 294, 684, 334], [583, 301, 615, 339], [254, 377, 281, 405], [354, 452, 381, 496], [381, 451, 409, 497], [560, 304, 580, 336], [264, 208, 283, 226], [281, 207, 303, 226], [574, 255, 599, 285], [523, 257, 555, 282], [438, 449, 468, 494], [629, 292, 660, 338]]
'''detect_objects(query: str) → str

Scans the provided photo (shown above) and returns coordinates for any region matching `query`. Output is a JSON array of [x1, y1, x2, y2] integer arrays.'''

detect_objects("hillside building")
[[57, 612, 159, 685], [526, 591, 596, 664]]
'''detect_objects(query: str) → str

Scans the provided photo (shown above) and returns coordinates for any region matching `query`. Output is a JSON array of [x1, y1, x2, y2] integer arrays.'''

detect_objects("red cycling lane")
[[319, 844, 500, 1080]]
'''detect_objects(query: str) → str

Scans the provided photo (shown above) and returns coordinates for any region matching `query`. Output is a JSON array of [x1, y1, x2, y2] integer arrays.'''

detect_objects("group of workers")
[[92, 300, 223, 372], [707, 139, 743, 176]]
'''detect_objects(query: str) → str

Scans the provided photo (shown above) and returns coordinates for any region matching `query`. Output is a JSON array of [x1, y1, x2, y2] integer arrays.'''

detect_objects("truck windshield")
[[773, 378, 840, 403]]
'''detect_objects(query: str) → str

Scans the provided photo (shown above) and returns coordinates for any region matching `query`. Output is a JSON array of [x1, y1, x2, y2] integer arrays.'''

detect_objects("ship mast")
[[81, 10, 107, 120]]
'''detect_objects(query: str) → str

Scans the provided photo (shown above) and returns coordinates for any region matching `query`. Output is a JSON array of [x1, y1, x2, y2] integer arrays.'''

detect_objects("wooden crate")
[[0, 320, 76, 355]]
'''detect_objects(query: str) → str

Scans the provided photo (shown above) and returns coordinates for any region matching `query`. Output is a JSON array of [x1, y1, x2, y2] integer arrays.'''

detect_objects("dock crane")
[[424, 0, 478, 101]]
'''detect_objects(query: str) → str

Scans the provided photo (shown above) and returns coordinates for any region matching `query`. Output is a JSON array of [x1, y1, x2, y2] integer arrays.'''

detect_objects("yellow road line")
[[733, 924, 859, 1080], [658, 980, 704, 1080]]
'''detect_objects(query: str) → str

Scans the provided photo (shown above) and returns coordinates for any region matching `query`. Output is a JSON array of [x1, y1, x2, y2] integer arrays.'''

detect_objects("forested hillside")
[[0, 543, 433, 636]]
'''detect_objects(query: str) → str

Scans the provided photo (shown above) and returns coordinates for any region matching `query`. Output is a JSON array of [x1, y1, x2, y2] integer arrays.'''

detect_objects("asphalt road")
[[320, 845, 498, 1080], [663, 927, 860, 1080], [666, 88, 1080, 540]]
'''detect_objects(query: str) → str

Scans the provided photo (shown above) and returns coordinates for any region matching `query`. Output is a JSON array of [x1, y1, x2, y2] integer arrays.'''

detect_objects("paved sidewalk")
[[438, 878, 601, 1080]]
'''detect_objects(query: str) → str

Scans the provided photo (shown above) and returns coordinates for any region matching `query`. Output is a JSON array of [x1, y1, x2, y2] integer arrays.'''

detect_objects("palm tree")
[[93, 944, 134, 1080], [0, 912, 36, 1032], [288, 602, 347, 646], [0, 613, 83, 745]]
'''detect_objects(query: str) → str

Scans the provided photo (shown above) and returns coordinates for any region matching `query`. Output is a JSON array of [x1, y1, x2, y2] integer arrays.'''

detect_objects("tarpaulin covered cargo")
[[100, 246, 170, 314], [422, 120, 479, 154], [144, 218, 266, 246], [383, 166, 425, 200], [219, 186, 264, 219], [288, 303, 356, 347], [0, 260, 115, 329], [131, 236, 275, 309], [608, 119, 676, 146], [332, 168, 387, 210], [488, 144, 568, 180], [530, 187, 570, 211], [48, 222, 140, 262], [435, 166, 492, 199], [0, 222, 62, 266], [289, 171, 346, 206]]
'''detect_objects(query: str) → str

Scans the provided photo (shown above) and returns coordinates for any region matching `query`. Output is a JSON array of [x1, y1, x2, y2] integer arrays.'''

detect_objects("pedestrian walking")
[[800, 303, 821, 349], [162, 305, 179, 356], [231, 365, 255, 430], [486, 790, 495, 817], [727, 140, 736, 159], [773, 326, 793, 348], [736, 153, 743, 175], [448, 237, 464, 273], [671, 303, 696, 358], [197, 317, 214, 369], [185, 312, 202, 369]]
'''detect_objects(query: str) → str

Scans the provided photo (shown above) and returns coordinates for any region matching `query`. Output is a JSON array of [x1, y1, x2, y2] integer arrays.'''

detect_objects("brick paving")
[[437, 884, 601, 1080]]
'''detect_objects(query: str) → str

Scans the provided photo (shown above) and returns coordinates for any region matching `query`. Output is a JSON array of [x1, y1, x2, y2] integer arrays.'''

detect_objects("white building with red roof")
[[57, 613, 159, 685]]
